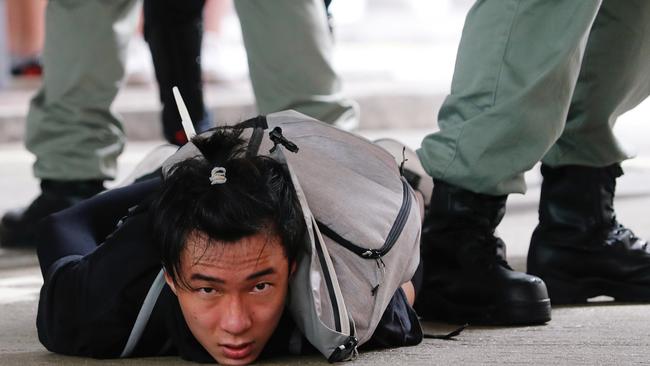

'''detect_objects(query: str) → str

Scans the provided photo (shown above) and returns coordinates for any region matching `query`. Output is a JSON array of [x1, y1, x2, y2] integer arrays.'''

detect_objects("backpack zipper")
[[316, 178, 412, 259], [315, 179, 412, 296]]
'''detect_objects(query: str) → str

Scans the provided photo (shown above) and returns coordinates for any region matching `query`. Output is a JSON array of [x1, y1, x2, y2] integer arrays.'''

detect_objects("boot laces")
[[469, 230, 512, 270], [605, 221, 648, 251]]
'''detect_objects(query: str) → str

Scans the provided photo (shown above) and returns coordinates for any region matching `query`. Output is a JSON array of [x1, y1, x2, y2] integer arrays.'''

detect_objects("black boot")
[[528, 164, 650, 304], [414, 180, 551, 325], [0, 180, 104, 248]]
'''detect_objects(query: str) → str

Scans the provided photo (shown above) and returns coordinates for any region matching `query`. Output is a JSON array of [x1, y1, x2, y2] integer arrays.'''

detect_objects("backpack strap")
[[120, 269, 166, 358], [242, 115, 268, 158], [238, 114, 268, 130]]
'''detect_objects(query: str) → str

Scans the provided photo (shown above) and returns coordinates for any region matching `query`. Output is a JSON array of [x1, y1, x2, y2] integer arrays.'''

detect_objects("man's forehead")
[[183, 232, 286, 270]]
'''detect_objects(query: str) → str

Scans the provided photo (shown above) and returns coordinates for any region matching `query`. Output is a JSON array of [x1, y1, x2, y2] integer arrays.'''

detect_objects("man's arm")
[[36, 178, 166, 358], [37, 178, 160, 275]]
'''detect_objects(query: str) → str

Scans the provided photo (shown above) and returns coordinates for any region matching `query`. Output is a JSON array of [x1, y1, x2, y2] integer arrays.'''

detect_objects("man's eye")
[[198, 287, 215, 294], [252, 283, 271, 293]]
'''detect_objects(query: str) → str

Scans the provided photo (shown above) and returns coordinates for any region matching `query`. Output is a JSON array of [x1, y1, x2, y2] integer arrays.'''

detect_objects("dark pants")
[[142, 0, 335, 145], [143, 0, 209, 145]]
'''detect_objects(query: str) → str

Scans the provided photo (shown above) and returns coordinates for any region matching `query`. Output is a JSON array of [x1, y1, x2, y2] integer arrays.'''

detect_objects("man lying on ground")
[[35, 124, 422, 365]]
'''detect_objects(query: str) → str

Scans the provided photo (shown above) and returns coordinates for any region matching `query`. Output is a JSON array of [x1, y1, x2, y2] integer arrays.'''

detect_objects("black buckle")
[[269, 127, 299, 153]]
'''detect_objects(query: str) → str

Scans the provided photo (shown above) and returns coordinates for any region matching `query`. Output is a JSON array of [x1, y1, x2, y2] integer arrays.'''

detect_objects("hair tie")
[[209, 167, 227, 185]]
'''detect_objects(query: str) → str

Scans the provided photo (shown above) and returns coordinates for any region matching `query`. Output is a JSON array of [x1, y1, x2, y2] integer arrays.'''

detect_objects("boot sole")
[[543, 275, 650, 305], [422, 292, 552, 325]]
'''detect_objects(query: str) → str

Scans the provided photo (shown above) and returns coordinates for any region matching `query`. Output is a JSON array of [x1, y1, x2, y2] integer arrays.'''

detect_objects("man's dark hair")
[[150, 123, 306, 287]]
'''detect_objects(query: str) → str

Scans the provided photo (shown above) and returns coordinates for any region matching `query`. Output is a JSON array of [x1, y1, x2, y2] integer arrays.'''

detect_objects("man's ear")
[[164, 269, 178, 295], [289, 261, 297, 278]]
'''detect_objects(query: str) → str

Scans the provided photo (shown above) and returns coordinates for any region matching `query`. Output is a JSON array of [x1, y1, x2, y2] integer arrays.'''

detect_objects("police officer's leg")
[[414, 0, 603, 325], [234, 0, 359, 130], [144, 0, 212, 145], [418, 0, 603, 195], [0, 0, 141, 247], [529, 0, 650, 303]]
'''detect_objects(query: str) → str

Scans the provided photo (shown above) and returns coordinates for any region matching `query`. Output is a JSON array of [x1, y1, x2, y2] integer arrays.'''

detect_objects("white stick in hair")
[[172, 86, 197, 141]]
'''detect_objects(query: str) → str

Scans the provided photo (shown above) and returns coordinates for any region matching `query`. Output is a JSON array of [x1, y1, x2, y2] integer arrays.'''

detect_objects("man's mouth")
[[221, 342, 254, 360]]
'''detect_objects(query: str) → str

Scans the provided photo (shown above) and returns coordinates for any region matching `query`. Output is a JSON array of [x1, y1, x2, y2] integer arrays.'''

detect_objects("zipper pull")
[[371, 284, 380, 296], [377, 256, 386, 269], [371, 257, 386, 296]]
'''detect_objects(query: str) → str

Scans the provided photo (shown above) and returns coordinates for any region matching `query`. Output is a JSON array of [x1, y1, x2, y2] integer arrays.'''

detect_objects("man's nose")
[[220, 294, 252, 335]]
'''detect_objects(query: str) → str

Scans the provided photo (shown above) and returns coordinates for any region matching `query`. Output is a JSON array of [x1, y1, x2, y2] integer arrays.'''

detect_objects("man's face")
[[165, 231, 293, 365]]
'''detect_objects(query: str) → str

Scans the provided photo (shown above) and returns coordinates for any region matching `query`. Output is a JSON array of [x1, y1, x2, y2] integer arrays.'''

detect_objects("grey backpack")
[[121, 110, 422, 362]]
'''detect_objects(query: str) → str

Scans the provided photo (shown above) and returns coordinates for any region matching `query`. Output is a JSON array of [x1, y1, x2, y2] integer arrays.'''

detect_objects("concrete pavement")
[[3, 263, 650, 365]]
